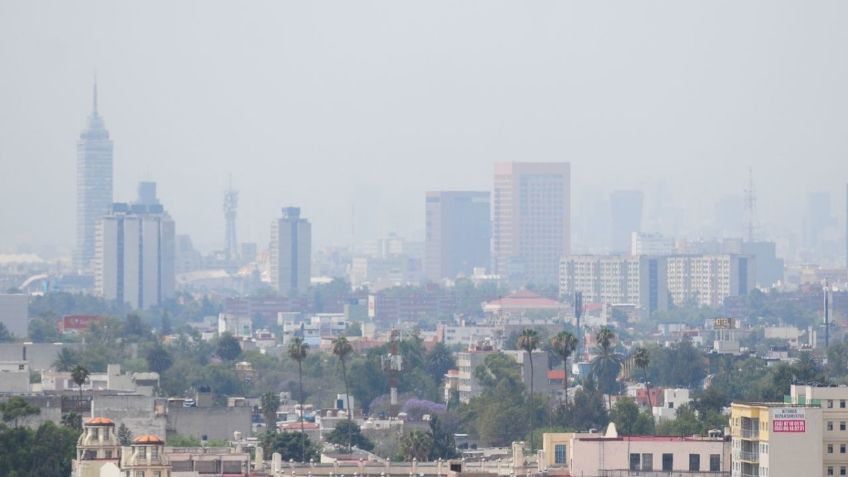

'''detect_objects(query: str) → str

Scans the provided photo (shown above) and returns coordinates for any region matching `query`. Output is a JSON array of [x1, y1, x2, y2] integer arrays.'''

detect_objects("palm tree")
[[71, 365, 89, 401], [332, 336, 354, 451], [288, 337, 309, 462], [591, 327, 623, 409], [260, 391, 280, 432], [550, 331, 578, 405], [400, 429, 434, 461], [53, 348, 78, 372], [633, 346, 652, 408]]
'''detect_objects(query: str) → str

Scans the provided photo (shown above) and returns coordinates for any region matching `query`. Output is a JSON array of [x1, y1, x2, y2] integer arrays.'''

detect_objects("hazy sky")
[[1, 1, 847, 256]]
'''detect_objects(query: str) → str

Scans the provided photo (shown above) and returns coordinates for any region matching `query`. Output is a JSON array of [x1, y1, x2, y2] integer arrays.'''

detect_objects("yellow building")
[[730, 402, 823, 477]]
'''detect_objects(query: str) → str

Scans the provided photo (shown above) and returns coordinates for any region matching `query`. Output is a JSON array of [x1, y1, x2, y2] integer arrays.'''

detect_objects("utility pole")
[[574, 291, 583, 360]]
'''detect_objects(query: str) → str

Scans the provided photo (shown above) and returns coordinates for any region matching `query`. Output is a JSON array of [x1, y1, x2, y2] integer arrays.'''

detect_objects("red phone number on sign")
[[773, 420, 805, 432]]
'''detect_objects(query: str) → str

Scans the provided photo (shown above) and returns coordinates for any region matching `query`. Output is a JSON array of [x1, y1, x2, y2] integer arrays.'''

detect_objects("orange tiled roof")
[[133, 434, 164, 444], [85, 417, 115, 426]]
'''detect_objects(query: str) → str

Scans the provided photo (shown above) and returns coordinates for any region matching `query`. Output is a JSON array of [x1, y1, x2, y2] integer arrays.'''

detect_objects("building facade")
[[790, 384, 848, 477], [75, 82, 114, 271], [492, 162, 571, 287], [666, 254, 753, 308], [730, 402, 823, 477], [559, 255, 668, 318], [270, 207, 311, 296], [630, 232, 675, 256], [424, 191, 491, 281], [95, 186, 175, 310]]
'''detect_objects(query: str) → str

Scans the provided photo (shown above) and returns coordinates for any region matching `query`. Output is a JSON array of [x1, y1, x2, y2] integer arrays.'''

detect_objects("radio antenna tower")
[[382, 329, 403, 416], [223, 176, 239, 262], [744, 167, 757, 242]]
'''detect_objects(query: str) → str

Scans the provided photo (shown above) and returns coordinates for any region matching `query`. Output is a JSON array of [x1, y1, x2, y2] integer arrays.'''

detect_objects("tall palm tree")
[[517, 328, 540, 442], [633, 346, 652, 408], [550, 331, 578, 405], [70, 365, 89, 401], [332, 336, 354, 452], [288, 337, 309, 462], [591, 327, 623, 409]]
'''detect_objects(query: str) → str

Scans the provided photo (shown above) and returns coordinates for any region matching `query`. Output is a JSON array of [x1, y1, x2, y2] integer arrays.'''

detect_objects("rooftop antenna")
[[223, 175, 239, 262], [744, 167, 757, 242]]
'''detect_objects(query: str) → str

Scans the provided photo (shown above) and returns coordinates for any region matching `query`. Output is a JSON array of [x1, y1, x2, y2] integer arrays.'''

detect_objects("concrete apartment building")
[[270, 207, 311, 296], [95, 183, 175, 310], [424, 191, 490, 281], [730, 402, 823, 477], [456, 340, 498, 404], [543, 427, 730, 476], [559, 255, 668, 318], [666, 254, 754, 308], [492, 162, 571, 288], [789, 384, 848, 477]]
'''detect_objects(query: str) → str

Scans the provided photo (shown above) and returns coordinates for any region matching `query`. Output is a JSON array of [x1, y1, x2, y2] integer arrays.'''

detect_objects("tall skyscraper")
[[223, 180, 239, 262], [424, 191, 490, 281], [610, 190, 643, 254], [270, 207, 311, 296], [75, 81, 114, 271], [95, 183, 175, 309], [492, 162, 571, 287]]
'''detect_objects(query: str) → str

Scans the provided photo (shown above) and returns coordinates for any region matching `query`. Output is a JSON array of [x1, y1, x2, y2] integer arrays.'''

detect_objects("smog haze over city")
[[1, 1, 847, 259], [5, 3, 848, 477]]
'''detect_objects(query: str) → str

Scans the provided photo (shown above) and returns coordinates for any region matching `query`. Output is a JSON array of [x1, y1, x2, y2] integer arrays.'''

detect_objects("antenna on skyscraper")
[[223, 175, 239, 262], [744, 167, 757, 242]]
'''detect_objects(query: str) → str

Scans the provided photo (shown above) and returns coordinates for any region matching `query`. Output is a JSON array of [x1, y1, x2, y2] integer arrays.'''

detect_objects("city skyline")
[[1, 2, 847, 261]]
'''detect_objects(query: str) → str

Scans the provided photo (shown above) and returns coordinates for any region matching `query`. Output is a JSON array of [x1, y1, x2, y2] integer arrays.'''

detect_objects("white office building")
[[95, 183, 175, 309]]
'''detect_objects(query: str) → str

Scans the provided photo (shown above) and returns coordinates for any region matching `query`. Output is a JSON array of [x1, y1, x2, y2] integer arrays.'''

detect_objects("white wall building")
[[0, 293, 28, 338]]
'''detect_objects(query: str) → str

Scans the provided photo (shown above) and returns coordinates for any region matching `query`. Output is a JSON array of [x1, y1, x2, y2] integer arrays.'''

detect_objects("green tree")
[[325, 420, 374, 451], [550, 331, 578, 404], [400, 429, 433, 461], [261, 391, 281, 432], [216, 333, 242, 361], [71, 365, 90, 401], [52, 348, 79, 372], [427, 414, 458, 460], [632, 346, 651, 407], [288, 336, 309, 462], [146, 342, 173, 374], [591, 327, 623, 408], [260, 431, 320, 462], [610, 397, 654, 435], [117, 422, 133, 446], [424, 342, 456, 387], [555, 375, 608, 432], [61, 412, 82, 431], [28, 316, 61, 342], [331, 336, 355, 451], [1, 396, 40, 428], [167, 434, 202, 446]]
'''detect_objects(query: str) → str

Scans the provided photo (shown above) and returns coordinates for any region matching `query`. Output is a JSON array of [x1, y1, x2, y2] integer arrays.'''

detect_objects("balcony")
[[737, 450, 759, 462], [740, 427, 759, 439]]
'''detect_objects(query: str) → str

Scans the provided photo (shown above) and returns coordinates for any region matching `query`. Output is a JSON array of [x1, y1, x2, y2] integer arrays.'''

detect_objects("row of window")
[[828, 400, 848, 409], [827, 444, 848, 454], [827, 466, 848, 476], [826, 421, 848, 431], [629, 453, 721, 472]]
